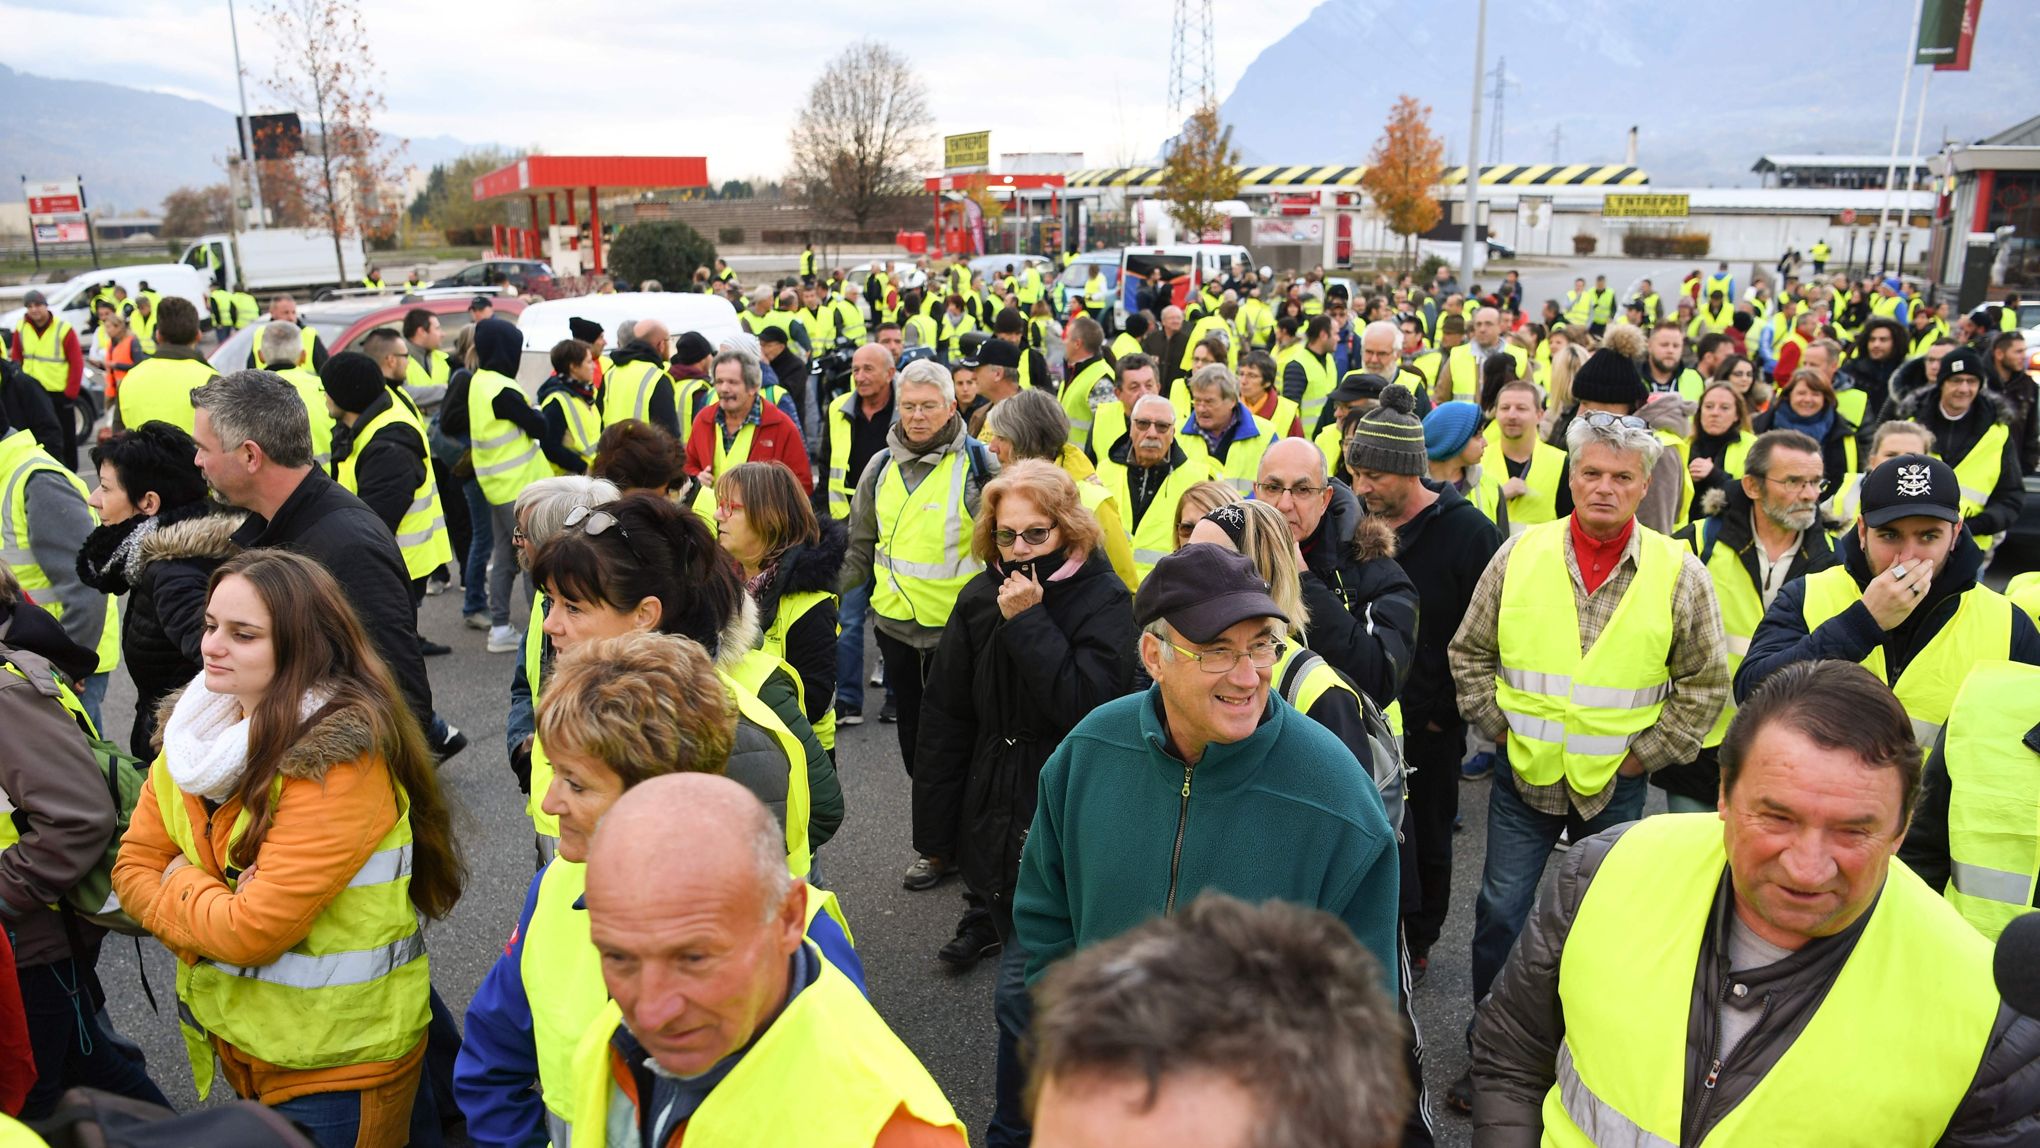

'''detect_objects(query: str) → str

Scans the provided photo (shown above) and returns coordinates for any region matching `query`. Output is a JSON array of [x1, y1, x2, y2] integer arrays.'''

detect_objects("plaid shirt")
[[1448, 519, 1729, 818]]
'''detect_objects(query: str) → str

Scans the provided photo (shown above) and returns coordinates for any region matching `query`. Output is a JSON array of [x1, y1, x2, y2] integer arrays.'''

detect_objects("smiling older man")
[[1471, 661, 2040, 1146]]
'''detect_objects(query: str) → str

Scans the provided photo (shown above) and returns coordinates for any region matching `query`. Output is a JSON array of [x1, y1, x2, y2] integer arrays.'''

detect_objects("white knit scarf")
[[162, 672, 331, 803]]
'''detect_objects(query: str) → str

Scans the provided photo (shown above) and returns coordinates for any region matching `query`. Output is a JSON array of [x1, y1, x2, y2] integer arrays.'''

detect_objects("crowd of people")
[[1, 244, 2039, 1148]]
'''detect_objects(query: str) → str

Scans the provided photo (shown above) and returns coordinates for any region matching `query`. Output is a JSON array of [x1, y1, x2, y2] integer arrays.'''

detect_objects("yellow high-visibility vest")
[[1545, 813, 1997, 1147], [871, 449, 982, 630], [334, 401, 454, 579], [16, 318, 73, 394], [1473, 439, 1565, 535], [115, 356, 217, 435], [0, 430, 119, 672], [1061, 358, 1114, 451], [1493, 520, 1681, 795], [1800, 566, 2015, 750], [468, 369, 551, 505], [1939, 660, 2040, 940]]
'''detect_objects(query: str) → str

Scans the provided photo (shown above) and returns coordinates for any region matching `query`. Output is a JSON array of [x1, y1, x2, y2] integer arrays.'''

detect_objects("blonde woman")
[[1171, 478, 1240, 551], [1541, 341, 1590, 442]]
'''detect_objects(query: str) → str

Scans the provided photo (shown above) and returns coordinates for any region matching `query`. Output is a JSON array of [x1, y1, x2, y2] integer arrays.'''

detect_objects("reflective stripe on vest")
[[153, 764, 427, 1098], [0, 430, 120, 672], [1494, 520, 1679, 793], [872, 450, 981, 629], [1682, 523, 1765, 747], [541, 387, 603, 467], [1474, 439, 1564, 534], [826, 393, 859, 520], [1948, 423, 2009, 521], [1543, 813, 1997, 1147], [521, 593, 559, 838], [1061, 358, 1114, 449], [569, 947, 959, 1148], [601, 361, 668, 428], [1446, 343, 1527, 404], [336, 403, 454, 579], [1801, 568, 2015, 750], [1290, 349, 1335, 431], [1176, 412, 1278, 495], [17, 318, 72, 393], [1940, 660, 2040, 940], [761, 590, 838, 752], [276, 366, 336, 469], [469, 370, 551, 504], [722, 666, 813, 878]]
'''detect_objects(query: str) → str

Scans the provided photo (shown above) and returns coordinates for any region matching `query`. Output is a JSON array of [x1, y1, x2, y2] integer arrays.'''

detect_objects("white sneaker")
[[486, 625, 521, 653]]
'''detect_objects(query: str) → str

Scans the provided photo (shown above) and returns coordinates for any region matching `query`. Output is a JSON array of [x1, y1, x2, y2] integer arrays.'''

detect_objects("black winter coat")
[[1299, 482, 1420, 708], [753, 518, 847, 732], [76, 504, 244, 758], [231, 470, 434, 728], [1391, 480, 1500, 727], [913, 548, 1137, 936]]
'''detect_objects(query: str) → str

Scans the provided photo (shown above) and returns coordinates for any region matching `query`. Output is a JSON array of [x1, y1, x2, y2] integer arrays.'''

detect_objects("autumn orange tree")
[[1160, 105, 1241, 242], [1361, 95, 1445, 273], [259, 0, 403, 283]]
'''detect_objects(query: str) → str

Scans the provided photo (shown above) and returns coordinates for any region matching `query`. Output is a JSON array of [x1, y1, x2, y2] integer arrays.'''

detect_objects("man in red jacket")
[[685, 348, 814, 493]]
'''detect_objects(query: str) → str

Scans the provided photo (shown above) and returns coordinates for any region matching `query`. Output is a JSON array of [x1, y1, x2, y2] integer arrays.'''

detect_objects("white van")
[[1118, 244, 1254, 316], [176, 228, 369, 293], [515, 293, 742, 388], [0, 263, 211, 338]]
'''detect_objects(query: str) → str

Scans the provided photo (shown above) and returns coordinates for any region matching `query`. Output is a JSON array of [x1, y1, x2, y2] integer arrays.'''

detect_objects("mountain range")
[[1217, 0, 2040, 186], [0, 63, 482, 217]]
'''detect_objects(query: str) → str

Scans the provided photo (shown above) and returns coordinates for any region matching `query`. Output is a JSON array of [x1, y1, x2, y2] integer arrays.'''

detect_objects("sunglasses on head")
[[1579, 411, 1648, 431]]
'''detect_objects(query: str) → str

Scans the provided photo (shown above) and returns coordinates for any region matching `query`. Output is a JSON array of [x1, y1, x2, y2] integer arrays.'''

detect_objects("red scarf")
[[1569, 513, 1634, 595]]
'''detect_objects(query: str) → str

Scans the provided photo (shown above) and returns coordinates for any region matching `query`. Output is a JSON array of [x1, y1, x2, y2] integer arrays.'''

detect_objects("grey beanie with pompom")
[[1344, 382, 1428, 476]]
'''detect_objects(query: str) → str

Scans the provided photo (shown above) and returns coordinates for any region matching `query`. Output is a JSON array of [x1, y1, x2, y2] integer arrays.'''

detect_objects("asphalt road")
[[93, 579, 1672, 1145]]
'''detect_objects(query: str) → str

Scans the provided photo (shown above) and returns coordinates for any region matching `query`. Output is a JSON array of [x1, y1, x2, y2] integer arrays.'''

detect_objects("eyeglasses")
[[1754, 473, 1829, 496], [1579, 411, 1649, 431], [1131, 417, 1174, 432], [715, 500, 746, 518], [993, 525, 1055, 547], [1254, 479, 1325, 501], [898, 401, 947, 416], [1166, 638, 1284, 674]]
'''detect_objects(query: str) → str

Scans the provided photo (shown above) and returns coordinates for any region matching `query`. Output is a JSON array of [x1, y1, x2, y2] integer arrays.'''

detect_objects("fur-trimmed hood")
[[712, 594, 763, 672], [135, 510, 246, 574], [1351, 513, 1397, 563], [152, 686, 382, 781], [772, 517, 848, 599]]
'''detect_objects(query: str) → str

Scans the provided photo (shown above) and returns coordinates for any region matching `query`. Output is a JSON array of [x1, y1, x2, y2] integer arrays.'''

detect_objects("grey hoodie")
[[1636, 391, 1693, 535]]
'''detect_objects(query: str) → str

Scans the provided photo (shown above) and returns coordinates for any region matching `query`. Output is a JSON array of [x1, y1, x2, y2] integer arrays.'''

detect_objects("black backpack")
[[1277, 650, 1408, 837]]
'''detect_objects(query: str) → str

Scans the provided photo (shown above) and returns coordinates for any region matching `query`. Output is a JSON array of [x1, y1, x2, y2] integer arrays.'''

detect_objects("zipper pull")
[[1181, 768, 1192, 798], [1703, 1058, 1722, 1091]]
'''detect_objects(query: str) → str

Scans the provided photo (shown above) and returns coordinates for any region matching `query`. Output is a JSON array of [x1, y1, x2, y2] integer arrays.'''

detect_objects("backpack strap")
[[1278, 649, 1325, 710]]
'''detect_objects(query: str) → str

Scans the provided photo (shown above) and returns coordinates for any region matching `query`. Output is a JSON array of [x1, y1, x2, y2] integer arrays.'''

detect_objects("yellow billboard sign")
[[1602, 193, 1690, 219], [944, 131, 990, 172]]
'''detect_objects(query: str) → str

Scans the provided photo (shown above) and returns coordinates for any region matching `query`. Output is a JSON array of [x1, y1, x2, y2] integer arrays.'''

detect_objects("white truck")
[[176, 228, 368, 293]]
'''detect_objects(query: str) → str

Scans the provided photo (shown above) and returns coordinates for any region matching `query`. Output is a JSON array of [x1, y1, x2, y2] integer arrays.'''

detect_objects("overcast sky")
[[4, 0, 1325, 181]]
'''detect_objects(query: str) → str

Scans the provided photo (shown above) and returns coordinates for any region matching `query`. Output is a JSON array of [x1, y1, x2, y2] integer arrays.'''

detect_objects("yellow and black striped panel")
[[1064, 164, 1647, 189]]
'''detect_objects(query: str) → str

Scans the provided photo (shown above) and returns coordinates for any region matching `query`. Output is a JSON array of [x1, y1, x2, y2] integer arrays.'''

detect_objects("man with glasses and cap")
[[1009, 542, 1403, 1143], [1446, 400, 1728, 1113], [1736, 452, 2040, 747]]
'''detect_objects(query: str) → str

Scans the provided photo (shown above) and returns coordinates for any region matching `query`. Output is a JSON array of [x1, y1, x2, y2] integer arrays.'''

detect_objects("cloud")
[[0, 0, 1321, 178]]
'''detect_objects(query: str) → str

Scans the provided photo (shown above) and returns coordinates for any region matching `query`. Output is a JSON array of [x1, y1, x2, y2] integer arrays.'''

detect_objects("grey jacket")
[[839, 414, 994, 649], [1471, 822, 2040, 1147], [1634, 392, 1693, 537], [0, 641, 114, 968], [26, 470, 107, 660]]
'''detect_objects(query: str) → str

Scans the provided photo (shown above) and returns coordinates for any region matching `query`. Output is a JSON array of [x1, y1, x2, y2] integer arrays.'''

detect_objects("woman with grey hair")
[[982, 389, 1138, 588], [506, 474, 622, 860]]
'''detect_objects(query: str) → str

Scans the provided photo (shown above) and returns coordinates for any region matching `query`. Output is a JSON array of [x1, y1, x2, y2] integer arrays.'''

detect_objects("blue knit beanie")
[[1424, 401, 1483, 461]]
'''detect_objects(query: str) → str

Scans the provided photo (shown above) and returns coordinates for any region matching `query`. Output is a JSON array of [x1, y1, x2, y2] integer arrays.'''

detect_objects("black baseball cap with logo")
[[1859, 453, 1961, 527]]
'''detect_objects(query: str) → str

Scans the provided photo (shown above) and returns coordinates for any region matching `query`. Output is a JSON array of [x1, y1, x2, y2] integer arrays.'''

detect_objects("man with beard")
[[1736, 452, 2040, 744], [1661, 430, 1836, 815], [1839, 317, 1909, 444], [1896, 346, 2026, 539], [1641, 321, 1705, 402], [839, 359, 996, 891], [1093, 392, 1217, 582]]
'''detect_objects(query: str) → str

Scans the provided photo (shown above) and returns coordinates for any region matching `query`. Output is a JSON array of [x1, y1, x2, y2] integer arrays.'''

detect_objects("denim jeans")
[[835, 580, 872, 711], [461, 478, 493, 618], [77, 671, 108, 739], [273, 1078, 442, 1148], [1470, 762, 1648, 1007], [987, 938, 1033, 1148], [19, 959, 170, 1118]]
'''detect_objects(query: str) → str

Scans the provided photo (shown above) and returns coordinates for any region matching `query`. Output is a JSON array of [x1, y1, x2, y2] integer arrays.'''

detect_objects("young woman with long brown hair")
[[113, 549, 463, 1148]]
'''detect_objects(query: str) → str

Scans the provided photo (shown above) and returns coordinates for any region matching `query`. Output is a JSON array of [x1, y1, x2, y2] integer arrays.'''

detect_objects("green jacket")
[[1013, 684, 1400, 993]]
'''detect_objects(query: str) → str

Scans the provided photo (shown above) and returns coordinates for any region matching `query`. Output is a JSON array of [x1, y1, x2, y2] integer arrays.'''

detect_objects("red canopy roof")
[[472, 155, 709, 200]]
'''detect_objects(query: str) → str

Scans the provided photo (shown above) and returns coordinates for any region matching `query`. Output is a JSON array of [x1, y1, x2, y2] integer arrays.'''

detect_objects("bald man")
[[572, 775, 965, 1148], [603, 318, 681, 436]]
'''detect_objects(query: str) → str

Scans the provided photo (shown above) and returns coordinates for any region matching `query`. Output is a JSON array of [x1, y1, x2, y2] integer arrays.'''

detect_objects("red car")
[[208, 295, 529, 373]]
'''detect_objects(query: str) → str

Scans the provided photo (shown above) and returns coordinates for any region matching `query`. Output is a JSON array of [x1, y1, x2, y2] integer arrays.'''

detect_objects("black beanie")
[[672, 331, 714, 366], [568, 316, 603, 343], [321, 351, 387, 414], [1570, 347, 1648, 409]]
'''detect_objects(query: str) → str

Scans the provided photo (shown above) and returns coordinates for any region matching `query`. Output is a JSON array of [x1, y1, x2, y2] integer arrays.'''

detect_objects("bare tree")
[[259, 0, 404, 284], [787, 41, 933, 232]]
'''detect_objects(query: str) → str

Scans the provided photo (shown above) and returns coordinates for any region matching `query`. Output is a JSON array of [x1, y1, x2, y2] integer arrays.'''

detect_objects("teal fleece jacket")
[[1013, 684, 1401, 997]]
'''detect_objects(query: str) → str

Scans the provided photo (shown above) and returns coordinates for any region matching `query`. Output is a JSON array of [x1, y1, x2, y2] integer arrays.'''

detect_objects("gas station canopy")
[[471, 155, 710, 275]]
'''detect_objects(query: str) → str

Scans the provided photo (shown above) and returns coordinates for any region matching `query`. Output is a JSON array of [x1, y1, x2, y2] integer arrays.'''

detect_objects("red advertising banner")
[[24, 179, 81, 216], [1935, 0, 1983, 71]]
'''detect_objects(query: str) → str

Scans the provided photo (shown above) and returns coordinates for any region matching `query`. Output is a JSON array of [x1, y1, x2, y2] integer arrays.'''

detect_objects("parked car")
[[207, 295, 528, 402], [433, 259, 561, 300], [514, 293, 739, 387], [0, 263, 212, 338], [968, 253, 1054, 282], [846, 261, 928, 293]]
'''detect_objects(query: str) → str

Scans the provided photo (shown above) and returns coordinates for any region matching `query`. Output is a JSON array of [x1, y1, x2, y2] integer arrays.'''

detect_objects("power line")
[[1486, 56, 1517, 164], [1168, 0, 1216, 128]]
